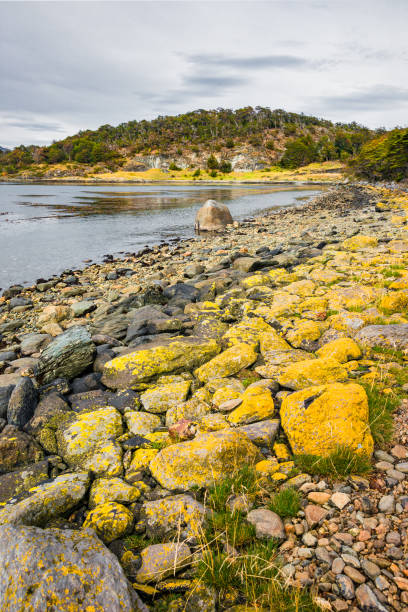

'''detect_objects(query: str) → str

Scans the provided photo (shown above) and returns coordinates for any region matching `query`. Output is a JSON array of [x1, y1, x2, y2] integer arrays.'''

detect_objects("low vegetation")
[[268, 487, 301, 518], [295, 445, 372, 478]]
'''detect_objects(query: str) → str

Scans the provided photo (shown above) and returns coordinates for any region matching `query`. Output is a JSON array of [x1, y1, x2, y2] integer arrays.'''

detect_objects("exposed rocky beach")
[[0, 184, 408, 611]]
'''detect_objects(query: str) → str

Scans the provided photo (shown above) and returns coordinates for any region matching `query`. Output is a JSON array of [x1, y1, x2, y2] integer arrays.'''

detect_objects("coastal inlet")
[[0, 183, 324, 289]]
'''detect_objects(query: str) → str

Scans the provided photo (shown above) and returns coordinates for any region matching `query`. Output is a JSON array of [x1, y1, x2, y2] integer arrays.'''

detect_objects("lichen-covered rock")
[[102, 338, 219, 389], [140, 381, 191, 414], [56, 407, 123, 476], [316, 337, 362, 362], [141, 494, 206, 540], [0, 524, 144, 611], [35, 325, 96, 384], [135, 542, 191, 583], [150, 430, 260, 490], [222, 317, 272, 347], [379, 290, 408, 313], [0, 460, 49, 503], [355, 323, 408, 349], [260, 330, 291, 355], [195, 342, 258, 383], [280, 383, 373, 457], [0, 425, 44, 473], [342, 235, 378, 250], [278, 357, 348, 390], [285, 319, 323, 350], [89, 477, 142, 508], [0, 472, 89, 526], [126, 448, 159, 474], [83, 502, 133, 543], [212, 385, 242, 407], [227, 386, 275, 425], [125, 411, 161, 436]]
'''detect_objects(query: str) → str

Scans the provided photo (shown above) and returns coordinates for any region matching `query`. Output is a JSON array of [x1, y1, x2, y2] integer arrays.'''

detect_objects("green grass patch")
[[268, 487, 301, 518], [206, 464, 258, 512], [371, 345, 405, 363], [196, 538, 320, 610], [295, 445, 371, 478], [123, 532, 162, 551], [361, 382, 398, 447], [347, 305, 365, 313]]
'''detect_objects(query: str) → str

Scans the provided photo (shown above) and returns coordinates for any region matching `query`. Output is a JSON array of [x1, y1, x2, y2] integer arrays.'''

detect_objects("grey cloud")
[[187, 53, 309, 70], [183, 74, 249, 88], [4, 119, 66, 132]]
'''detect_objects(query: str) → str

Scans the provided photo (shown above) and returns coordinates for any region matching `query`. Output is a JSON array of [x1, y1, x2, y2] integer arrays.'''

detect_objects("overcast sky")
[[1, 0, 407, 149]]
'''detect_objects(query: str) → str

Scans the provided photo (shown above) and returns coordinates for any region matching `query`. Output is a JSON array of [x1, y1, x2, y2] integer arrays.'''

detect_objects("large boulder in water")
[[0, 524, 146, 611], [195, 199, 233, 232]]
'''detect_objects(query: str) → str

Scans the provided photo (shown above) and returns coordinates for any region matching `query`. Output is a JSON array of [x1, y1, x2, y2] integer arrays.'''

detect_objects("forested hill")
[[0, 106, 394, 178]]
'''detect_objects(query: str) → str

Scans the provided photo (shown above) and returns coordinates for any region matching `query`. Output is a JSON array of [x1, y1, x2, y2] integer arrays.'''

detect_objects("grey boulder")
[[0, 524, 146, 611]]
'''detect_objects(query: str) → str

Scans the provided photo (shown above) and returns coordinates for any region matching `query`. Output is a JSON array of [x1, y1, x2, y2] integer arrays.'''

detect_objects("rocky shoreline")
[[0, 184, 408, 611]]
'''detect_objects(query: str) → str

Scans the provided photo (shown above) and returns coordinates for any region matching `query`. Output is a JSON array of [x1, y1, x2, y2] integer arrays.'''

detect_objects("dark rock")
[[163, 282, 200, 303], [0, 319, 24, 334], [35, 326, 96, 385], [122, 434, 151, 450], [25, 393, 71, 437], [91, 313, 128, 340], [125, 306, 169, 343], [0, 383, 14, 419], [0, 524, 145, 611], [3, 285, 23, 299], [38, 377, 70, 399], [7, 377, 37, 428], [232, 257, 263, 273], [70, 372, 102, 394], [9, 297, 32, 309], [91, 334, 123, 347], [0, 459, 49, 503], [0, 425, 44, 473], [184, 263, 205, 278]]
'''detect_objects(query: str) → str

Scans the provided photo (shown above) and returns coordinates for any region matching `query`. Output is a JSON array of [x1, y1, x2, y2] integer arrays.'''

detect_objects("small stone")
[[385, 531, 401, 546], [315, 546, 332, 565], [378, 495, 395, 513], [361, 559, 381, 579], [386, 468, 404, 481], [390, 444, 408, 459], [330, 492, 350, 510], [375, 575, 389, 591], [304, 504, 328, 528], [341, 553, 360, 569], [308, 492, 331, 505], [297, 547, 313, 559], [387, 546, 403, 560], [395, 461, 408, 473], [336, 574, 355, 600], [393, 576, 408, 591], [375, 450, 395, 463], [344, 566, 366, 584], [302, 532, 317, 547], [333, 599, 349, 611], [332, 557, 345, 574], [7, 378, 37, 429], [247, 508, 285, 540], [376, 460, 395, 471], [135, 543, 191, 583], [355, 583, 388, 612]]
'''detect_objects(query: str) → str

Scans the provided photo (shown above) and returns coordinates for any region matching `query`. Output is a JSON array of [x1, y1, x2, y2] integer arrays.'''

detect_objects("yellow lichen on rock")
[[127, 448, 159, 473], [83, 502, 133, 543], [316, 338, 362, 363], [89, 477, 142, 508], [285, 320, 322, 348], [102, 338, 220, 389], [240, 274, 272, 289], [280, 382, 374, 457], [195, 342, 258, 383], [149, 430, 260, 490], [342, 235, 378, 251], [259, 330, 291, 354], [140, 381, 191, 414], [222, 316, 272, 347], [379, 290, 408, 313], [227, 386, 275, 425], [278, 357, 348, 390]]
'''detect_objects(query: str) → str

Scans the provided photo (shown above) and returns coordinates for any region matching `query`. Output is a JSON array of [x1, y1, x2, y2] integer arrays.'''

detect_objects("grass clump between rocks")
[[268, 487, 301, 518], [361, 381, 399, 447], [294, 445, 372, 478]]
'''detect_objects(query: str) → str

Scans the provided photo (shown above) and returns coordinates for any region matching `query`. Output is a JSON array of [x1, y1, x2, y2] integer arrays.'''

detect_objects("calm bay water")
[[0, 182, 324, 289]]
